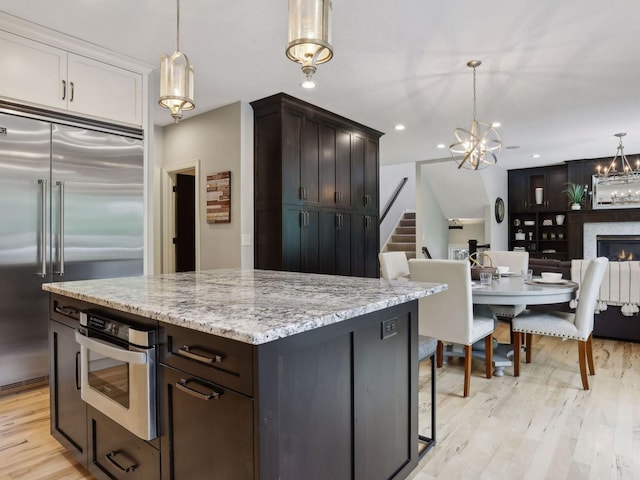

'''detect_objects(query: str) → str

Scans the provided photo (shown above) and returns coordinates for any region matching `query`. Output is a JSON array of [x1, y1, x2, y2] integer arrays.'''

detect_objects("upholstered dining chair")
[[512, 257, 608, 390], [408, 259, 495, 398], [379, 251, 437, 455], [378, 251, 410, 281]]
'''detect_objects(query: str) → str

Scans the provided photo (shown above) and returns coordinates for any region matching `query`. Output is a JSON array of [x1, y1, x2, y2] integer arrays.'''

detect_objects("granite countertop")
[[43, 269, 446, 345]]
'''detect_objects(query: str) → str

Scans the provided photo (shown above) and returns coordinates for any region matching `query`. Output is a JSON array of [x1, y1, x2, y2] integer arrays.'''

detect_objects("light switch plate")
[[241, 234, 252, 246]]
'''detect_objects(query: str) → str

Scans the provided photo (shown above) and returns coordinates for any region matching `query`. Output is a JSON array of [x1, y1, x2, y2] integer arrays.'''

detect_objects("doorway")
[[162, 161, 201, 273]]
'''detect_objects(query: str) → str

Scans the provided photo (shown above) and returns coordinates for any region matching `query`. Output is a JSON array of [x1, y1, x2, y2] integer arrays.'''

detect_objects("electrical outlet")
[[381, 318, 398, 340]]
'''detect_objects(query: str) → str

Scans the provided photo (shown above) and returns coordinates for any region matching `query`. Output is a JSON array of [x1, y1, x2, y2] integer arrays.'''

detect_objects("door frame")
[[162, 159, 201, 273]]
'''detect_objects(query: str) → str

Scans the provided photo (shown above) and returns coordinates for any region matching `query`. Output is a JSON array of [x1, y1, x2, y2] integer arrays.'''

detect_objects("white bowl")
[[496, 266, 510, 275], [541, 272, 562, 281]]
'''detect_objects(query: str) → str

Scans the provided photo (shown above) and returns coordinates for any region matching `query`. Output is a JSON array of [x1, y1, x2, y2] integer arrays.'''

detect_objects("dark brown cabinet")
[[508, 165, 569, 259], [252, 93, 383, 278], [49, 317, 86, 466]]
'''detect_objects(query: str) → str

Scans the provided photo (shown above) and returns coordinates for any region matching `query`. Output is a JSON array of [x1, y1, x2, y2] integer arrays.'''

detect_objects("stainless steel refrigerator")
[[0, 111, 144, 394]]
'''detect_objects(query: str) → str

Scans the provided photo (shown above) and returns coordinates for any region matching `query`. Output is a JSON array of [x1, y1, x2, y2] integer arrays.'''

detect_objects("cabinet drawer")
[[87, 406, 160, 480], [159, 323, 254, 396]]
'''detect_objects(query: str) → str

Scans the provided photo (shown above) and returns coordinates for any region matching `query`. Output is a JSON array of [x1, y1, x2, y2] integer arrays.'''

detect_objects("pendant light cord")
[[472, 65, 477, 122], [176, 0, 180, 52]]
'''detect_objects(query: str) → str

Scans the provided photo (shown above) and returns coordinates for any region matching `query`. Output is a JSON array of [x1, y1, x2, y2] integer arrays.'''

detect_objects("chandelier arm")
[[457, 150, 473, 170]]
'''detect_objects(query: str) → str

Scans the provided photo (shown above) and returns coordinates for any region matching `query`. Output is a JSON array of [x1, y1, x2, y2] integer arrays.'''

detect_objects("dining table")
[[471, 274, 579, 376]]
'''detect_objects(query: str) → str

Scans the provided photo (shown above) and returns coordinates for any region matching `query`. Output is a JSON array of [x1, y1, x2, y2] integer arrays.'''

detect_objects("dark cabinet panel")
[[160, 365, 254, 480], [351, 214, 379, 278], [87, 406, 160, 480], [49, 319, 86, 466], [252, 93, 383, 278]]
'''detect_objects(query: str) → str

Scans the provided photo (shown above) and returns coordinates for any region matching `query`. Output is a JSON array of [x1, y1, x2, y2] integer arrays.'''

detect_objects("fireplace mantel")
[[567, 208, 640, 258]]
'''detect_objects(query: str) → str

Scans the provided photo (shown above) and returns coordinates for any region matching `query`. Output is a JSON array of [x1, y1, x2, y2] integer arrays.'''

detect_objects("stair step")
[[391, 234, 416, 243], [387, 243, 415, 252], [403, 212, 416, 220], [399, 219, 415, 227], [396, 227, 416, 235]]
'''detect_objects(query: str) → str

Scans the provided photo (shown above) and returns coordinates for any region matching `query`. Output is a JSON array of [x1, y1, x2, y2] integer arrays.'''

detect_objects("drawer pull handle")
[[178, 345, 223, 364], [105, 450, 137, 473], [176, 378, 221, 401]]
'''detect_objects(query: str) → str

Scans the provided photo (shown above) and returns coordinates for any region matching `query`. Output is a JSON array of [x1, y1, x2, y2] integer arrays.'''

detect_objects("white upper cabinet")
[[0, 30, 143, 127]]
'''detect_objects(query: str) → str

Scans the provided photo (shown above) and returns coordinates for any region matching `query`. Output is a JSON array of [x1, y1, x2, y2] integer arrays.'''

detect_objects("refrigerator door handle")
[[37, 179, 47, 277], [55, 181, 65, 276]]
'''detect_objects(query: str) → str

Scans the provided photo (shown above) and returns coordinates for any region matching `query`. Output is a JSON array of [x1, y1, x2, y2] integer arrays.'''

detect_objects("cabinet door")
[[335, 128, 352, 207], [508, 170, 528, 213], [319, 124, 337, 205], [87, 406, 160, 480], [319, 211, 352, 275], [351, 214, 379, 278], [160, 365, 254, 480], [282, 110, 304, 204], [67, 53, 142, 126], [283, 207, 320, 273], [301, 117, 321, 205], [0, 31, 67, 110], [546, 166, 568, 210], [351, 134, 366, 208], [49, 319, 86, 465], [364, 137, 379, 211]]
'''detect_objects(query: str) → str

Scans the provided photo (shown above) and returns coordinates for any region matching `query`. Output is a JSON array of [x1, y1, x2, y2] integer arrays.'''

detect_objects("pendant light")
[[286, 0, 333, 88], [449, 60, 501, 170], [595, 133, 639, 184], [159, 0, 195, 123]]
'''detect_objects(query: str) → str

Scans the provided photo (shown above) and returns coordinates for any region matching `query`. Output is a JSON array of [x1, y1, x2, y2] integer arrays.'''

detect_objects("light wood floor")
[[1, 323, 639, 479]]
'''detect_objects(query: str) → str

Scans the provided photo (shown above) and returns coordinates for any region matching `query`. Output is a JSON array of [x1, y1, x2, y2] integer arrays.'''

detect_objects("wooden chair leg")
[[578, 340, 589, 390], [436, 341, 444, 368], [513, 331, 521, 377], [484, 334, 493, 379], [463, 345, 472, 397], [525, 333, 532, 363], [586, 333, 595, 375]]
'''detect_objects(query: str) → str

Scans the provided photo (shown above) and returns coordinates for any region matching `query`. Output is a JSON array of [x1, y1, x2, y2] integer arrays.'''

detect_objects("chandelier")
[[286, 0, 333, 88], [595, 133, 640, 185], [159, 0, 195, 123], [450, 60, 501, 170]]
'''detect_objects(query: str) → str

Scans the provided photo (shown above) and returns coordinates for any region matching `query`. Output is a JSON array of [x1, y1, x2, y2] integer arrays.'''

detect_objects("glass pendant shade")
[[158, 0, 195, 123], [159, 51, 195, 123], [450, 60, 501, 170], [286, 0, 333, 82]]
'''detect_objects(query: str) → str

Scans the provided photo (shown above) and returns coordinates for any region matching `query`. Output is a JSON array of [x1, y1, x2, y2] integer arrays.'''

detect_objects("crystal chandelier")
[[595, 133, 639, 185], [450, 60, 501, 170], [286, 0, 333, 88], [159, 0, 195, 123]]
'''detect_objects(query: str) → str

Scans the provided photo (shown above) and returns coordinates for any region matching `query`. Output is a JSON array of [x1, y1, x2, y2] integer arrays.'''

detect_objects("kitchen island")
[[44, 269, 445, 480]]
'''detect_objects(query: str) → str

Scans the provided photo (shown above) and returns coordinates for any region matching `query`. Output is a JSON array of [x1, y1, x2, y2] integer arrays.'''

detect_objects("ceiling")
[[1, 0, 640, 170]]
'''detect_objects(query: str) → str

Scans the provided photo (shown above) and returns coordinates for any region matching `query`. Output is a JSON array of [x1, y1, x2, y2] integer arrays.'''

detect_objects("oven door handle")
[[75, 331, 148, 365]]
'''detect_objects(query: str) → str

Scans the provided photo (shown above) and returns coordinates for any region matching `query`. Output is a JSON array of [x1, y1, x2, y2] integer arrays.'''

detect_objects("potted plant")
[[563, 183, 585, 210]]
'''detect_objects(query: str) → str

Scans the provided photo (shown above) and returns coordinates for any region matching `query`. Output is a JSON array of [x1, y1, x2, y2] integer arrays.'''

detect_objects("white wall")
[[379, 162, 416, 248], [416, 163, 449, 259], [161, 102, 250, 271], [479, 166, 509, 251]]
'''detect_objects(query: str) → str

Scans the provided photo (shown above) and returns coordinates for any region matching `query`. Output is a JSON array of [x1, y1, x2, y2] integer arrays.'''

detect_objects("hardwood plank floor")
[[1, 322, 638, 479], [411, 323, 640, 480]]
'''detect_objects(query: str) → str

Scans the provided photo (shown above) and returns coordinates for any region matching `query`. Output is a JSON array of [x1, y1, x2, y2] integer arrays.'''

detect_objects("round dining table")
[[471, 274, 579, 376]]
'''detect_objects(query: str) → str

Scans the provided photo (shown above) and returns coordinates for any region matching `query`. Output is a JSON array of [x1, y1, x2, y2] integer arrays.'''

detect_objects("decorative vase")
[[555, 214, 565, 225], [571, 203, 581, 210], [535, 187, 543, 205]]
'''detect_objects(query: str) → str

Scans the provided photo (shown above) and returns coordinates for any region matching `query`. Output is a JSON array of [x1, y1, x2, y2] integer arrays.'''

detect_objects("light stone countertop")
[[43, 268, 446, 345]]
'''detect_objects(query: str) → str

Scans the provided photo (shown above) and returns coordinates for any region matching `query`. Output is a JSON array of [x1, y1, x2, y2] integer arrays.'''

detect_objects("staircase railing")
[[380, 177, 408, 224]]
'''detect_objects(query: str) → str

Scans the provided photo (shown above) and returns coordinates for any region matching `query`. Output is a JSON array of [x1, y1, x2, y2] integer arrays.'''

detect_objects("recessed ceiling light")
[[531, 154, 541, 158], [436, 143, 446, 149], [491, 122, 501, 128], [394, 124, 406, 131]]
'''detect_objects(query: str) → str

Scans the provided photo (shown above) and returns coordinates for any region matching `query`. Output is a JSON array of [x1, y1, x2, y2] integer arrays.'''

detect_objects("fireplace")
[[597, 235, 640, 261]]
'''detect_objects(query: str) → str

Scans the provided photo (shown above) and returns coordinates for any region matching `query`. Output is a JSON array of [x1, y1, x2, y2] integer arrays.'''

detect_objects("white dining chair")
[[379, 251, 437, 454], [378, 251, 410, 280], [512, 257, 608, 390], [408, 259, 495, 398]]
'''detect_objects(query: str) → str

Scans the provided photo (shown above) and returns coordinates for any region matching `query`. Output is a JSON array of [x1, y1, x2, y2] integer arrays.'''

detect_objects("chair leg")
[[436, 341, 444, 368], [586, 333, 595, 375], [484, 334, 493, 379], [463, 345, 472, 397], [513, 332, 521, 377], [525, 333, 533, 363], [578, 340, 589, 390]]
